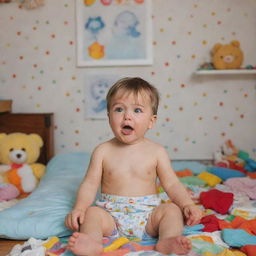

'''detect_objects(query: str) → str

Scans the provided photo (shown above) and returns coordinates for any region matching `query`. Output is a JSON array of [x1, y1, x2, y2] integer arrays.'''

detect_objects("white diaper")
[[96, 193, 161, 240]]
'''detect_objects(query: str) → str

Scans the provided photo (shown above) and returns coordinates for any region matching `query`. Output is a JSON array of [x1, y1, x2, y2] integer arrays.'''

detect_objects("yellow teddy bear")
[[0, 133, 46, 196], [211, 40, 244, 70]]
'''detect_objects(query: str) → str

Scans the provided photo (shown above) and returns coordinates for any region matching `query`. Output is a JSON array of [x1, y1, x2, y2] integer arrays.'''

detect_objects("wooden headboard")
[[0, 113, 54, 165]]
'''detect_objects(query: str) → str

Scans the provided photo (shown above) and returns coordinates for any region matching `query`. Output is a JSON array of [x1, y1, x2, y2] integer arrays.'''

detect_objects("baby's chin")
[[115, 135, 145, 145]]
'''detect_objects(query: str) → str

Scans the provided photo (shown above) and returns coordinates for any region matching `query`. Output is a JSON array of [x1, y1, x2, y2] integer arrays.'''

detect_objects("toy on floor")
[[0, 133, 46, 196], [103, 237, 130, 252]]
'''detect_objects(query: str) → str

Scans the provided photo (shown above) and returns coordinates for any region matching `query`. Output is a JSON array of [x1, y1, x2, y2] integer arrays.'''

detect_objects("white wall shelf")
[[195, 69, 256, 75]]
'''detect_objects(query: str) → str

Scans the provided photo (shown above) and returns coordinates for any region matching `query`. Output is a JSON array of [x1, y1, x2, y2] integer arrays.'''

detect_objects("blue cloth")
[[207, 166, 246, 181], [172, 161, 206, 175], [222, 229, 256, 247], [0, 152, 91, 239], [183, 224, 204, 235]]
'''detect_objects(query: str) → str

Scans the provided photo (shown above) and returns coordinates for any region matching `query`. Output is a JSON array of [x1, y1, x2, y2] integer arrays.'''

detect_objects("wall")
[[0, 0, 256, 159]]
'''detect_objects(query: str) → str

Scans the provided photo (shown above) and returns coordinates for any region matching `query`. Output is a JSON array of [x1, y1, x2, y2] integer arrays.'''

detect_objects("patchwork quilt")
[[4, 150, 256, 256], [8, 171, 256, 256]]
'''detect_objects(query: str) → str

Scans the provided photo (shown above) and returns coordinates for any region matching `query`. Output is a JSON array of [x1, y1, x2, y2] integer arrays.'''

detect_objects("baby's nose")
[[124, 111, 132, 120]]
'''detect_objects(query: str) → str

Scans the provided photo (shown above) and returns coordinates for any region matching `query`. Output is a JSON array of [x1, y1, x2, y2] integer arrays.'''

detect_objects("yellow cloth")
[[198, 171, 222, 187], [204, 248, 246, 256]]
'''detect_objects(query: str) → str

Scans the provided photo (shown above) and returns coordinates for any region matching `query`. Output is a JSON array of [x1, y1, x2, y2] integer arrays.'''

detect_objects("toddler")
[[65, 77, 203, 255]]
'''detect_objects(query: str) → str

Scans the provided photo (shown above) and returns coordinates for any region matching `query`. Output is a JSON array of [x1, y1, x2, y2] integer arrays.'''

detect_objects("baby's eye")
[[134, 108, 142, 113], [114, 107, 123, 112]]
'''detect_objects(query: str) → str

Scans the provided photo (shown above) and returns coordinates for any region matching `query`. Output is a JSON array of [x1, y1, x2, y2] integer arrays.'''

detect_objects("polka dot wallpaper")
[[0, 0, 256, 160]]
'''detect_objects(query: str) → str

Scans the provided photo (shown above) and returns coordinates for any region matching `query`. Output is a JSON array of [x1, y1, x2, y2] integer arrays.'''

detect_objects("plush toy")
[[213, 139, 249, 174], [19, 0, 45, 9], [221, 139, 239, 159], [211, 40, 244, 70], [213, 149, 229, 167], [0, 133, 46, 196]]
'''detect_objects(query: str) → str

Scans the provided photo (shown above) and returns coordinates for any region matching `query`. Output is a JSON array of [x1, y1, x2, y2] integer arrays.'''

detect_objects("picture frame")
[[84, 73, 122, 119], [76, 0, 153, 67]]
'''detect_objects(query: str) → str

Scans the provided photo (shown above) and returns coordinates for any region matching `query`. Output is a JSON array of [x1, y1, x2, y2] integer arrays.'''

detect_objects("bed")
[[0, 112, 54, 255], [0, 113, 256, 256], [0, 112, 54, 165]]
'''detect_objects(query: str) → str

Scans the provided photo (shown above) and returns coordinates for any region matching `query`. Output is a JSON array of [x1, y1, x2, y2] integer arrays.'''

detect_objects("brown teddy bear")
[[211, 40, 244, 70]]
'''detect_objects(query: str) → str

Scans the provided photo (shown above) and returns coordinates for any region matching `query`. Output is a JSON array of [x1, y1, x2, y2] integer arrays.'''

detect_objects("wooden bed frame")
[[0, 112, 54, 255], [0, 112, 54, 164]]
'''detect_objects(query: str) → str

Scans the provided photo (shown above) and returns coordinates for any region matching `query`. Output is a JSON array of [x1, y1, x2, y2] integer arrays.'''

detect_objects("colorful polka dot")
[[0, 1, 254, 158]]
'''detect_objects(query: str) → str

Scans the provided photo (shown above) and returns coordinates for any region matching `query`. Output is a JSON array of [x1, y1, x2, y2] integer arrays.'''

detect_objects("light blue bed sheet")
[[0, 152, 91, 239]]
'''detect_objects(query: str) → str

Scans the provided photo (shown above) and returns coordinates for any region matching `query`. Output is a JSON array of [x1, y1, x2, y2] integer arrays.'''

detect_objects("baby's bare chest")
[[103, 151, 157, 180]]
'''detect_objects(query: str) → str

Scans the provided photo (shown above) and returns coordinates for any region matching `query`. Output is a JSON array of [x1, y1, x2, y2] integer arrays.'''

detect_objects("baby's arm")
[[65, 145, 104, 231], [156, 146, 203, 225]]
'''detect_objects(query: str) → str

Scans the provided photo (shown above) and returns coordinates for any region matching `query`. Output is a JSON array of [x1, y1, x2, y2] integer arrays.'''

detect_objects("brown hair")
[[106, 77, 160, 115]]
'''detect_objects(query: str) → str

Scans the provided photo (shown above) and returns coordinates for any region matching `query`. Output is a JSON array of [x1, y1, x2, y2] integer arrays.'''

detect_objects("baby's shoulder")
[[94, 140, 111, 152], [93, 139, 116, 154], [145, 139, 166, 153]]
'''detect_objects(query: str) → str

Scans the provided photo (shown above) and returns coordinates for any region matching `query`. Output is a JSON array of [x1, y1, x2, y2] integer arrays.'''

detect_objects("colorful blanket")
[[8, 159, 256, 256]]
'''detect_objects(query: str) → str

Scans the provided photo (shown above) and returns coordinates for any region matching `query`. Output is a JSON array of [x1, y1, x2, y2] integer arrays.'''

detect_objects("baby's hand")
[[183, 204, 203, 226], [65, 209, 85, 231]]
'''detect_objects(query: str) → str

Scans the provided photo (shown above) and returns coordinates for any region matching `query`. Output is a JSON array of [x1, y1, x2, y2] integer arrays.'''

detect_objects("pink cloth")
[[0, 183, 20, 201], [224, 177, 256, 200]]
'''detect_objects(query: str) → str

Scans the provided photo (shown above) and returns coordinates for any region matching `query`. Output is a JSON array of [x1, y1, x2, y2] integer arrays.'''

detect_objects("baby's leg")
[[67, 206, 116, 256], [146, 203, 192, 255]]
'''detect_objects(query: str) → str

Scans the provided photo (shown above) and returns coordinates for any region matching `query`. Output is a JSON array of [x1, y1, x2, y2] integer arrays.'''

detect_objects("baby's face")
[[108, 90, 157, 145]]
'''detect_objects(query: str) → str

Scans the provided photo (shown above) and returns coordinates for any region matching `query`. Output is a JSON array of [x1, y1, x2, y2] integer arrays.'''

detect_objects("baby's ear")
[[148, 115, 157, 129]]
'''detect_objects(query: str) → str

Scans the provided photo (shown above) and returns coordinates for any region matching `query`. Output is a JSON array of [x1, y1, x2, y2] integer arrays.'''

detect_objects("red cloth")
[[241, 245, 256, 256], [199, 189, 234, 214], [200, 214, 220, 232], [228, 161, 247, 173]]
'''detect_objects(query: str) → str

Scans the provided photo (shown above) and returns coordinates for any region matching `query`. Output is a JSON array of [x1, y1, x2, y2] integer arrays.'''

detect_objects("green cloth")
[[179, 176, 207, 186], [192, 239, 224, 255]]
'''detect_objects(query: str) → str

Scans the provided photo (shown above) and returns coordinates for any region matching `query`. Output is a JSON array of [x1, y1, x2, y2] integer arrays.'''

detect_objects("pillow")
[[207, 166, 246, 181], [172, 160, 207, 175], [0, 152, 91, 240]]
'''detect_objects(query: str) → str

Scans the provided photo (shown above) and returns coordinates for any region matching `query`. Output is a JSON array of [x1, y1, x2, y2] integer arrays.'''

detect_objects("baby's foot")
[[155, 236, 192, 255], [66, 232, 103, 256]]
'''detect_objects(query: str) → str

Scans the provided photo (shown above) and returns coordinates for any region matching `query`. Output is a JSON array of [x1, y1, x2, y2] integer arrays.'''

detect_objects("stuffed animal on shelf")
[[211, 40, 244, 70], [19, 0, 45, 9], [0, 132, 46, 196]]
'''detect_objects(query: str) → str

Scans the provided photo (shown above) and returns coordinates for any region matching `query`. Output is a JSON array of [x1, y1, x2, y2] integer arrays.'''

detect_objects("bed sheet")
[[4, 152, 256, 256], [9, 174, 256, 255]]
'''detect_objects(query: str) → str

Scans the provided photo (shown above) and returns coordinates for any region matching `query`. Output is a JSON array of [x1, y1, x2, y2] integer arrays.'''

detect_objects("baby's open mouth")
[[122, 125, 134, 135]]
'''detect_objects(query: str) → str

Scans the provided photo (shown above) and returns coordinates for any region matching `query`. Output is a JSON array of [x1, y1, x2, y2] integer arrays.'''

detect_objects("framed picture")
[[84, 73, 122, 119], [76, 0, 152, 67]]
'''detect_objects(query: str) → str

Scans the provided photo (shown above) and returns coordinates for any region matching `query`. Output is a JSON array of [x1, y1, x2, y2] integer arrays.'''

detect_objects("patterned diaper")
[[96, 193, 161, 240]]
